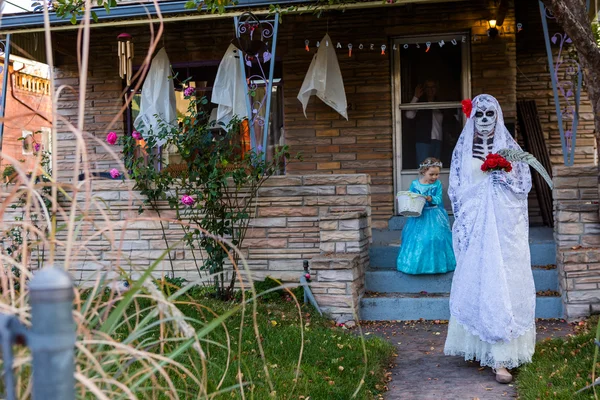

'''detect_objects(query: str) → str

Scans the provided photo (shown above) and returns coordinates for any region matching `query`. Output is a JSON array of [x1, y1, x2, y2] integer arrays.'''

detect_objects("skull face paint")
[[474, 96, 497, 135]]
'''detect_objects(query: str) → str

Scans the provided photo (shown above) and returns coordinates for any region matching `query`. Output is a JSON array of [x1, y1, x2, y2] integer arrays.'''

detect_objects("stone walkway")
[[364, 319, 574, 400]]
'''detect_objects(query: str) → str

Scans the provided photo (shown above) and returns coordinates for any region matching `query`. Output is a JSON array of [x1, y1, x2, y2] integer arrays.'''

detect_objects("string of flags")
[[304, 35, 468, 56], [303, 23, 525, 56]]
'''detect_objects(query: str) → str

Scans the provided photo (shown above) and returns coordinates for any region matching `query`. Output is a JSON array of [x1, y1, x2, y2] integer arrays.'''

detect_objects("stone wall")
[[311, 210, 370, 320], [553, 165, 600, 319], [52, 2, 517, 229], [47, 174, 370, 319]]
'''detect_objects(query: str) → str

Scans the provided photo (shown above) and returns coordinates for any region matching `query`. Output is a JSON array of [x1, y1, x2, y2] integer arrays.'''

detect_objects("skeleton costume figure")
[[443, 95, 535, 383]]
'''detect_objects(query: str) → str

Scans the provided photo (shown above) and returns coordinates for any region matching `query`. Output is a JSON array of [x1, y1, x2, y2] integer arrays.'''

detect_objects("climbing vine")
[[121, 91, 292, 300]]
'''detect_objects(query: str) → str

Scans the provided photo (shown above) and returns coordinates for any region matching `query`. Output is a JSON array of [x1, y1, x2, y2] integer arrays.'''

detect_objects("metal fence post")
[[28, 266, 76, 400]]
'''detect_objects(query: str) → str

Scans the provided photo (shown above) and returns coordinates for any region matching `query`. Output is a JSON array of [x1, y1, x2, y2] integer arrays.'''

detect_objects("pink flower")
[[181, 195, 195, 206], [34, 143, 41, 152], [109, 168, 120, 179], [184, 87, 195, 97], [106, 131, 118, 145], [132, 131, 142, 140], [304, 273, 311, 280]]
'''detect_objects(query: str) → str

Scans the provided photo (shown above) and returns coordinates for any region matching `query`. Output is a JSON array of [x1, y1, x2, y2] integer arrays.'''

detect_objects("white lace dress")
[[443, 157, 536, 369]]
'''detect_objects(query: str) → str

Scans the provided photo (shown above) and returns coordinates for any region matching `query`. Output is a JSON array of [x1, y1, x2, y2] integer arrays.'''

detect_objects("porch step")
[[365, 267, 558, 294], [361, 226, 561, 321], [370, 226, 556, 268], [360, 293, 563, 321]]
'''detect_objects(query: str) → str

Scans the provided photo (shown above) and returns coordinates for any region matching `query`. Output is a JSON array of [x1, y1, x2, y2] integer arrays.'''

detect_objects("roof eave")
[[0, 0, 304, 31]]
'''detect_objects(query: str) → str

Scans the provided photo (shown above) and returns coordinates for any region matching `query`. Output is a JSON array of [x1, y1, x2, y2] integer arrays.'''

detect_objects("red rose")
[[481, 153, 512, 172], [461, 99, 472, 118], [487, 158, 499, 169]]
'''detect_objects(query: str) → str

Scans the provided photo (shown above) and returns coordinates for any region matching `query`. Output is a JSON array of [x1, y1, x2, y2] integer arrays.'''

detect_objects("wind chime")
[[117, 33, 134, 86]]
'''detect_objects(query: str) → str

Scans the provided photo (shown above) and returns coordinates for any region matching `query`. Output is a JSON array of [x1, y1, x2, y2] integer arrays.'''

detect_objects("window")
[[22, 130, 33, 155], [395, 33, 469, 169], [128, 60, 285, 173]]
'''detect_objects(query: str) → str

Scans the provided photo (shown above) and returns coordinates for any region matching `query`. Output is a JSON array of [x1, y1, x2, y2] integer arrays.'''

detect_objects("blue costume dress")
[[396, 179, 456, 275]]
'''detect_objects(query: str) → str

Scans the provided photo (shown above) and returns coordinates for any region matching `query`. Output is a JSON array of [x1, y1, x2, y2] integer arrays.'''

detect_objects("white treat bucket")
[[396, 191, 426, 217]]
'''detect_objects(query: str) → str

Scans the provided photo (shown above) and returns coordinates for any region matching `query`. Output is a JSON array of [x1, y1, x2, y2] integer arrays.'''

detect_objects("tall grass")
[[0, 3, 386, 399]]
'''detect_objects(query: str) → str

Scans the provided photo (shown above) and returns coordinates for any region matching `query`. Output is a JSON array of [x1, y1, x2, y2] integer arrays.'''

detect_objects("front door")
[[392, 33, 471, 213]]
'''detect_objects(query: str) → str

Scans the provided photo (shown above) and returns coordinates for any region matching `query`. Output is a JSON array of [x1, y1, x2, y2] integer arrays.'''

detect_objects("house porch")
[[1, 0, 599, 321]]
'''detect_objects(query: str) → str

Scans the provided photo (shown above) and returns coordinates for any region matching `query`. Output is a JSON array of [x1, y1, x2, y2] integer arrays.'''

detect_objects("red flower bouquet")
[[481, 153, 512, 173]]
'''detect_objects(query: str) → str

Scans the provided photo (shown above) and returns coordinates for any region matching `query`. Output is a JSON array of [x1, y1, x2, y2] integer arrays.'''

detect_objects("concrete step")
[[365, 267, 558, 294], [369, 243, 556, 269], [360, 294, 563, 321], [371, 226, 556, 267]]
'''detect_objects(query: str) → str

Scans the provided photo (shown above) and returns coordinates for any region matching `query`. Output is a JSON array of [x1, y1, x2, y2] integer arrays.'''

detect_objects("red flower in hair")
[[461, 99, 473, 118]]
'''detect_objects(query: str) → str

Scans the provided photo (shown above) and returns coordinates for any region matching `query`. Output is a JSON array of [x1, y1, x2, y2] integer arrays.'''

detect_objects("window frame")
[[391, 32, 471, 215], [21, 130, 34, 155]]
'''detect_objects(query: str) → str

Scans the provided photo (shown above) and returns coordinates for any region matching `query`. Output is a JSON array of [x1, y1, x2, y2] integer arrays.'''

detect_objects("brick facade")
[[1, 62, 52, 173], [52, 1, 516, 229]]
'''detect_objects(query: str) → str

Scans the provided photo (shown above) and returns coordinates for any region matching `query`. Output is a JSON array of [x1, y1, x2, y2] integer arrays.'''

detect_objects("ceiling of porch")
[[0, 0, 469, 33]]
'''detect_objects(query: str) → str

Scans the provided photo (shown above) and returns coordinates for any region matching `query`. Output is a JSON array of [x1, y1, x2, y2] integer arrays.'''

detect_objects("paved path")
[[364, 319, 574, 400]]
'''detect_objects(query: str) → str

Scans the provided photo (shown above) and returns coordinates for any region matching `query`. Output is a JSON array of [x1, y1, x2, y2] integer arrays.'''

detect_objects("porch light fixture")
[[117, 33, 134, 86], [487, 19, 499, 38]]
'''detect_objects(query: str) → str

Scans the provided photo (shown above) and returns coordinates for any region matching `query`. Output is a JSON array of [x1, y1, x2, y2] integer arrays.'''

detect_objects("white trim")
[[391, 32, 471, 214], [21, 129, 33, 155]]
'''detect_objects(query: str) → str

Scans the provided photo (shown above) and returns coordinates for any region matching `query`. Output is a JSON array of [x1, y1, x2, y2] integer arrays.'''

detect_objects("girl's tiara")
[[419, 160, 443, 169]]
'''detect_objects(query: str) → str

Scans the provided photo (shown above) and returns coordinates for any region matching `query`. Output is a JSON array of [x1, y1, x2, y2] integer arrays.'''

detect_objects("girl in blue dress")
[[397, 157, 456, 275]]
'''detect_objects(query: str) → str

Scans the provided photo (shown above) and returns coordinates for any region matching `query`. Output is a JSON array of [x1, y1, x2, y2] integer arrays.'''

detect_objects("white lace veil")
[[448, 94, 532, 215], [447, 94, 534, 344]]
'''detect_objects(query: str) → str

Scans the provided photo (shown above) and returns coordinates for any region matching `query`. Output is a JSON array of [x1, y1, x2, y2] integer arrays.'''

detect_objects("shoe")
[[494, 367, 512, 384]]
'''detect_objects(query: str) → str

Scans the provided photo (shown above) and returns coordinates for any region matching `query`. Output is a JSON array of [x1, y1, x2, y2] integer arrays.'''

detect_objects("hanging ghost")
[[133, 48, 176, 147], [297, 33, 348, 120], [211, 44, 249, 130]]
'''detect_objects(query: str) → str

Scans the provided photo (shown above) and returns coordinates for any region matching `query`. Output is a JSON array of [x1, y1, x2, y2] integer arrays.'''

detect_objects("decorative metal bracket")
[[233, 12, 280, 161], [0, 34, 12, 157], [538, 1, 589, 166]]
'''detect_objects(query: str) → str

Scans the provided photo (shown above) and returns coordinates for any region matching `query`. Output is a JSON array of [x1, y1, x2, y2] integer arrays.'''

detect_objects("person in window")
[[405, 80, 444, 163]]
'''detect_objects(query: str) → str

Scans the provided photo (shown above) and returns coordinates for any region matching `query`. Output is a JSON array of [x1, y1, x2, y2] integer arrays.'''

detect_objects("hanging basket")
[[396, 191, 426, 217]]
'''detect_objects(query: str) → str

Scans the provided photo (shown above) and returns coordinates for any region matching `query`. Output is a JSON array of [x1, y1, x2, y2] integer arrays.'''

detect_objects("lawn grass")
[[517, 318, 600, 400], [116, 284, 396, 399]]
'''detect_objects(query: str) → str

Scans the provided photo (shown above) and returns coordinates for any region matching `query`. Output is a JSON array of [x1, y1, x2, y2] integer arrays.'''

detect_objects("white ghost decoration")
[[297, 34, 348, 120], [134, 48, 177, 147], [211, 44, 249, 130]]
